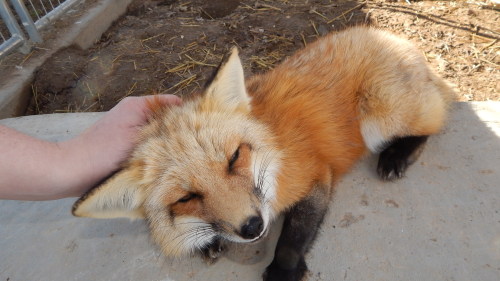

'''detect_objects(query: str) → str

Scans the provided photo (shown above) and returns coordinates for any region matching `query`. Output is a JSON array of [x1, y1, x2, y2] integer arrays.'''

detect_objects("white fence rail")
[[0, 0, 79, 58]]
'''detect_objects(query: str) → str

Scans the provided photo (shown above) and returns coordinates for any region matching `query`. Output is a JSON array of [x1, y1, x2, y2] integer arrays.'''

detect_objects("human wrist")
[[55, 133, 108, 198]]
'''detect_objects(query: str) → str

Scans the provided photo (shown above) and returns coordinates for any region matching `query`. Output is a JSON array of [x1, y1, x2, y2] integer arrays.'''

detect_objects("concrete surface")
[[0, 0, 133, 119], [0, 102, 499, 281]]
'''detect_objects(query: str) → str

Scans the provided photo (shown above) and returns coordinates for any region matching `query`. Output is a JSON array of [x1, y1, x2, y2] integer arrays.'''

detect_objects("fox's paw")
[[377, 146, 409, 180], [377, 135, 429, 181], [262, 258, 307, 281], [201, 239, 225, 265]]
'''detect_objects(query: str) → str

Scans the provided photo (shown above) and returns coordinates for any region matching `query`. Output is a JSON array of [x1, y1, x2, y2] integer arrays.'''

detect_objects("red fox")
[[72, 26, 454, 281]]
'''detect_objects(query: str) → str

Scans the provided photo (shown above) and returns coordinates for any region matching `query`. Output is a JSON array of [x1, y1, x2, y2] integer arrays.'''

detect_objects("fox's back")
[[247, 27, 453, 208]]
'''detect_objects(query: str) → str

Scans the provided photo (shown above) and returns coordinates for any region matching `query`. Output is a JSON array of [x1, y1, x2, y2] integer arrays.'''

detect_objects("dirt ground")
[[16, 0, 500, 114]]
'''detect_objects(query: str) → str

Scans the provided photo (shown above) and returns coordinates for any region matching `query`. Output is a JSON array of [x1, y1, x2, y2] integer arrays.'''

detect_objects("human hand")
[[59, 95, 182, 198]]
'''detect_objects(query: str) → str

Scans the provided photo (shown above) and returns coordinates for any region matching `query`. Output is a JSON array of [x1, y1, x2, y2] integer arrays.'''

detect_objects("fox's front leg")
[[200, 237, 225, 265], [263, 185, 330, 281]]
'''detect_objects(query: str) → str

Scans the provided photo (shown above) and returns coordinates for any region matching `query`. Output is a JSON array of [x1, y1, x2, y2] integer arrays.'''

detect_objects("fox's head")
[[72, 48, 281, 256]]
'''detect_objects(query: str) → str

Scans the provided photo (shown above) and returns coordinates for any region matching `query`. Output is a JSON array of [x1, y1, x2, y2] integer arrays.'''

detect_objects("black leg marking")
[[377, 135, 429, 181], [200, 237, 225, 265], [263, 186, 330, 281]]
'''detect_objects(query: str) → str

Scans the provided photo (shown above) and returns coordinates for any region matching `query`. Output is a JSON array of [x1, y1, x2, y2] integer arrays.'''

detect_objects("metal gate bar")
[[0, 0, 79, 58], [0, 0, 26, 57], [10, 0, 42, 43]]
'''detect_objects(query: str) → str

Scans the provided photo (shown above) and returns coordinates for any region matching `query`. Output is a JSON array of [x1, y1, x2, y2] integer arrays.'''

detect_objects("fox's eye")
[[177, 193, 197, 203], [228, 146, 240, 171]]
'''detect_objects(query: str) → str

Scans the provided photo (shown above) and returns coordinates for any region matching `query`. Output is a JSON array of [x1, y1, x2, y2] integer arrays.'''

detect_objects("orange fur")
[[145, 94, 167, 118], [248, 63, 366, 211]]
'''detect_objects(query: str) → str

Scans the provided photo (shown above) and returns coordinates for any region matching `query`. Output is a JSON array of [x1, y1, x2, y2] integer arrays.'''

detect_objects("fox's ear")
[[203, 47, 251, 113], [72, 168, 146, 219]]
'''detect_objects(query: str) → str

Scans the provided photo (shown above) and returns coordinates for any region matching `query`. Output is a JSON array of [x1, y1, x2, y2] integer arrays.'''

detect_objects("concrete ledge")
[[71, 0, 133, 49], [0, 0, 133, 119], [0, 102, 499, 281], [0, 112, 103, 141]]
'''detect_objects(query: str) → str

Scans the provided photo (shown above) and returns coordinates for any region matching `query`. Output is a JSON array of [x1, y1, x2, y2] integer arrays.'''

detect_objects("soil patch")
[[21, 0, 500, 114]]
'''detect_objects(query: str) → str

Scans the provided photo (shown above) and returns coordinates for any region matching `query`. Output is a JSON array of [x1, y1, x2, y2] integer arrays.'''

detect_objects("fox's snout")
[[239, 215, 264, 240]]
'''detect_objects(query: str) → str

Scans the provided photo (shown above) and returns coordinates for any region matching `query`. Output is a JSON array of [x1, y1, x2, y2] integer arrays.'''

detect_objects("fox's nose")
[[240, 216, 264, 239]]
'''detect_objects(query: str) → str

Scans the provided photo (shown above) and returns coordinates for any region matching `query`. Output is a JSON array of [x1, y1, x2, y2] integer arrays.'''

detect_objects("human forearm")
[[0, 124, 129, 200], [0, 125, 72, 200]]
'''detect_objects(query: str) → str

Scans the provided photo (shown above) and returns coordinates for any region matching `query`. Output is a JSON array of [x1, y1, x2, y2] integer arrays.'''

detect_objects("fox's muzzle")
[[239, 215, 264, 240]]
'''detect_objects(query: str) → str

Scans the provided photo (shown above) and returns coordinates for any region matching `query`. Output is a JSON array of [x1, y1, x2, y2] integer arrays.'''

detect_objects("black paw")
[[200, 238, 225, 265], [377, 135, 428, 181], [263, 258, 307, 281], [377, 147, 409, 180]]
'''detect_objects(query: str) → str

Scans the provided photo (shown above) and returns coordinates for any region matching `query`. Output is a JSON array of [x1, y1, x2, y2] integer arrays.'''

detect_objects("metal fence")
[[0, 0, 79, 58]]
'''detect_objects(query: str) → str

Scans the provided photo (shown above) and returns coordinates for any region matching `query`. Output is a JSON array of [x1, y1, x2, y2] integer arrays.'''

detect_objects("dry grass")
[[20, 0, 499, 115]]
